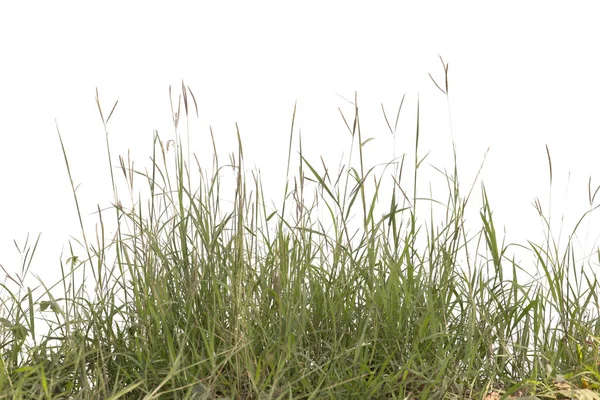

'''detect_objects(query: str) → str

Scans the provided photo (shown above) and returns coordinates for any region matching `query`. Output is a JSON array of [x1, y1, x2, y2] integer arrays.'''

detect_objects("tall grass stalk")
[[2, 70, 600, 399]]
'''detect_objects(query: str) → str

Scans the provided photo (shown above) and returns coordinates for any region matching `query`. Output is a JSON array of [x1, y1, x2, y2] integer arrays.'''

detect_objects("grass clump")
[[2, 65, 600, 399]]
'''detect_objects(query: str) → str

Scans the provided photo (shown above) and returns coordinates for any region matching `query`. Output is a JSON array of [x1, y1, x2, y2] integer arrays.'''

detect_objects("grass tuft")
[[2, 69, 600, 399]]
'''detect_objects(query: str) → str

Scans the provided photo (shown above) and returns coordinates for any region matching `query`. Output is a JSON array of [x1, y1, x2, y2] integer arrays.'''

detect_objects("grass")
[[2, 62, 600, 399]]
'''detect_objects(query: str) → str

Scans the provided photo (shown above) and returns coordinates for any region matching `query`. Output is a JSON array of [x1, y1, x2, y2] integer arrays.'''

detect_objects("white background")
[[1, 2, 600, 287]]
